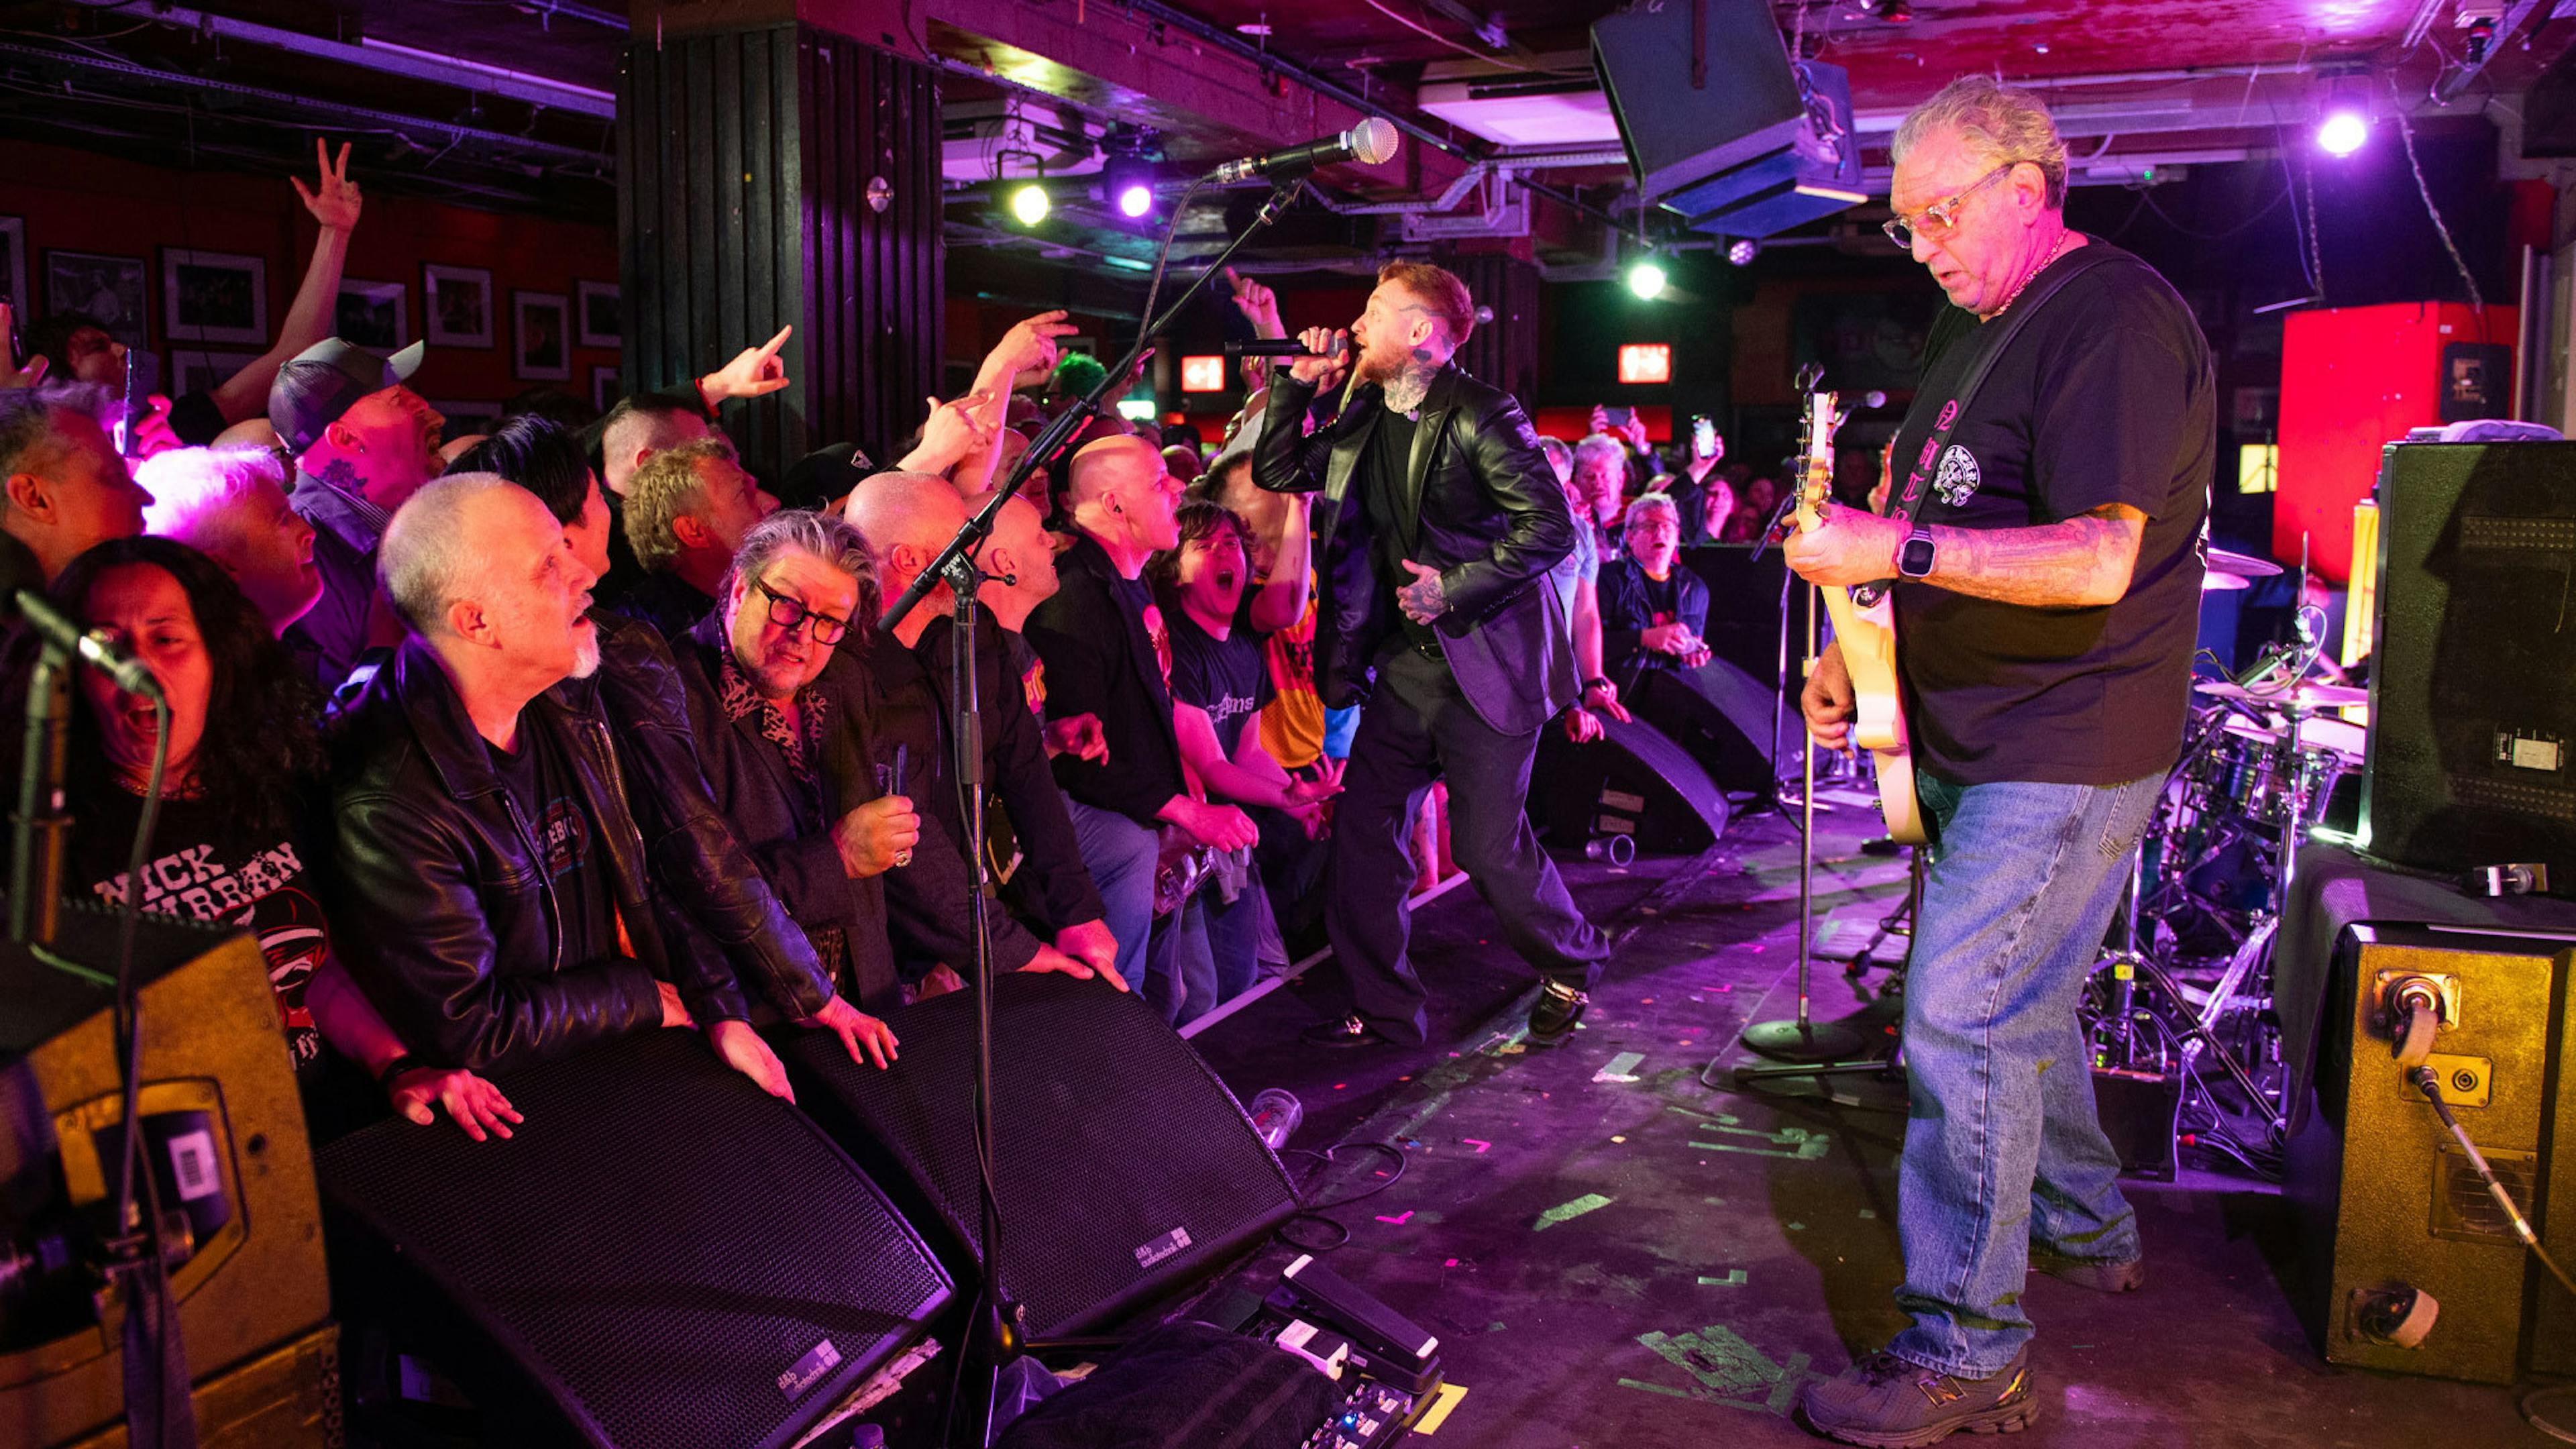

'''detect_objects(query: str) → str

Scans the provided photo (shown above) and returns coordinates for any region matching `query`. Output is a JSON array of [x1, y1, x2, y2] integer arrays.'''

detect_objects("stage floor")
[[1186, 802, 2554, 1448]]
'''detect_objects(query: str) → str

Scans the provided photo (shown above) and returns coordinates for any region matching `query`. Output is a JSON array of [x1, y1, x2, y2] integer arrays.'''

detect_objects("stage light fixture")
[[1102, 150, 1159, 222], [1116, 182, 1155, 219], [1726, 237, 1760, 266], [1009, 182, 1050, 226], [1627, 258, 1667, 300], [2317, 109, 2369, 157]]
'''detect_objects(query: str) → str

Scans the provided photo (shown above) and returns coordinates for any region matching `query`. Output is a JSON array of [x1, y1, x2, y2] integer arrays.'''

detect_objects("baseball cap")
[[777, 441, 874, 513], [268, 336, 426, 455]]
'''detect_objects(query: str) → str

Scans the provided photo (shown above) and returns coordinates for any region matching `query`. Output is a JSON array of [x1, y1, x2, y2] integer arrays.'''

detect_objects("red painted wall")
[[2276, 301, 2517, 582], [0, 140, 619, 416]]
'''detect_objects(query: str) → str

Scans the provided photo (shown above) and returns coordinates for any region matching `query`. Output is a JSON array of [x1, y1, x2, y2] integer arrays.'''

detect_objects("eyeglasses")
[[1882, 163, 2017, 250], [753, 578, 849, 645]]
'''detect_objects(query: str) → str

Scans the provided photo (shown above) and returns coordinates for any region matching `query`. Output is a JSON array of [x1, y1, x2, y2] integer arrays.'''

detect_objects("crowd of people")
[[0, 210, 1762, 1136]]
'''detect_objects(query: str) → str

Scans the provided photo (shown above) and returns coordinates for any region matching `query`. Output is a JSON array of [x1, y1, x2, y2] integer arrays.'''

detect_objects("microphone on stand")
[[1205, 119, 1401, 184], [13, 591, 163, 700]]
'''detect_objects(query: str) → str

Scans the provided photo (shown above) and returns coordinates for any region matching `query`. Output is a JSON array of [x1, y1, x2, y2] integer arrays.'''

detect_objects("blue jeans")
[[1148, 867, 1266, 1026], [1065, 798, 1159, 989], [1890, 772, 2158, 1378]]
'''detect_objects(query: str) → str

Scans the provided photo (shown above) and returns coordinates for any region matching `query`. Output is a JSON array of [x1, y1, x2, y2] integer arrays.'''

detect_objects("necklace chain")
[[1992, 231, 2080, 317]]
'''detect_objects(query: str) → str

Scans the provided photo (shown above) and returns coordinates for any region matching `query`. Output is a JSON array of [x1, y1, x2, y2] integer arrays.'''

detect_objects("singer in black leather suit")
[[1252, 261, 1607, 1047]]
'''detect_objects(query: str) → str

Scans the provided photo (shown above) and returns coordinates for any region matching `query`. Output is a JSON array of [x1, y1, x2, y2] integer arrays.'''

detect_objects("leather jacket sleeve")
[[331, 788, 664, 1073], [1438, 388, 1577, 623], [987, 648, 1107, 934], [1252, 370, 1326, 495]]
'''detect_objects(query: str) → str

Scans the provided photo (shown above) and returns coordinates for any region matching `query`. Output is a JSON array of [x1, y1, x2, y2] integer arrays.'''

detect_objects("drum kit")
[[2081, 544, 2357, 1177]]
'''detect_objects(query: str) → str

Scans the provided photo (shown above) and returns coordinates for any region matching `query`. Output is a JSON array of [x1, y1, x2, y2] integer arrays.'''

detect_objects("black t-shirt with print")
[[1169, 607, 1275, 757], [1885, 239, 2213, 788], [490, 717, 622, 970], [69, 783, 335, 1078]]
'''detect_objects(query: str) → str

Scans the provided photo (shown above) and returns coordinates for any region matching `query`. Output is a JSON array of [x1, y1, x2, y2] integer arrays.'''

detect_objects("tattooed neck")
[[1383, 358, 1440, 416]]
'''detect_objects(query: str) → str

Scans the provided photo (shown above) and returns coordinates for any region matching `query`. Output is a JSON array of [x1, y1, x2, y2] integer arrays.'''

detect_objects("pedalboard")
[[1296, 1379, 1416, 1449]]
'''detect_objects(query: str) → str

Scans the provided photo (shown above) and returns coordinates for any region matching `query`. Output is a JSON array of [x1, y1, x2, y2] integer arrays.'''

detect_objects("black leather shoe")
[[1301, 1015, 1391, 1048], [1525, 981, 1589, 1047]]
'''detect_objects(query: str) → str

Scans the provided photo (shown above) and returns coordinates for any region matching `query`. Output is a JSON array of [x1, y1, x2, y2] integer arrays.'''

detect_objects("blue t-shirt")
[[1546, 511, 1599, 635]]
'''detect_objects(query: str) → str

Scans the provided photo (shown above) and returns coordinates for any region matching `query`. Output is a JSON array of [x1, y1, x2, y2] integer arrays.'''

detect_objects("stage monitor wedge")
[[1591, 1, 1866, 238]]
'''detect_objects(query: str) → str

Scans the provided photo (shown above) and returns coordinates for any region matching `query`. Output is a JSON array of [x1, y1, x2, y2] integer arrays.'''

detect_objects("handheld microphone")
[[13, 590, 163, 700], [1207, 118, 1401, 184], [1224, 337, 1350, 358]]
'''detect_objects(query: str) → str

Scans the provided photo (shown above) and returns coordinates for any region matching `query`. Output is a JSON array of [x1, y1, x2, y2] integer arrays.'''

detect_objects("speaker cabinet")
[[2288, 924, 2568, 1383], [2364, 440, 2576, 885], [777, 973, 1299, 1340], [317, 1029, 951, 1449], [0, 910, 330, 1448]]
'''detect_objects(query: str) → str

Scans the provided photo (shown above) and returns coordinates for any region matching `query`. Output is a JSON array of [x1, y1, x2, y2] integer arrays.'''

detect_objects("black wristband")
[[376, 1053, 423, 1095], [1584, 676, 1613, 694]]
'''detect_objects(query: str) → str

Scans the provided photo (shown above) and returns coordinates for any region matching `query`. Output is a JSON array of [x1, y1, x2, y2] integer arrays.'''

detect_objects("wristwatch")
[[1896, 525, 1938, 580], [1583, 676, 1613, 695]]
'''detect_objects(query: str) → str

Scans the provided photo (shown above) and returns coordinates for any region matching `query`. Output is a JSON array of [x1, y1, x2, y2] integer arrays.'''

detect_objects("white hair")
[[1892, 74, 2070, 209], [1623, 492, 1680, 531], [380, 471, 521, 636], [1572, 433, 1627, 473], [137, 445, 288, 545]]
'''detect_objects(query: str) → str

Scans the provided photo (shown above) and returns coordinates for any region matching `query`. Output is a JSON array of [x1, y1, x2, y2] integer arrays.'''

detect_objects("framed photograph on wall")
[[0, 217, 27, 323], [169, 350, 259, 397], [429, 398, 502, 445], [335, 278, 407, 352], [423, 264, 494, 349], [576, 280, 620, 349], [44, 250, 149, 349], [162, 248, 268, 346], [591, 364, 623, 414], [513, 290, 570, 381]]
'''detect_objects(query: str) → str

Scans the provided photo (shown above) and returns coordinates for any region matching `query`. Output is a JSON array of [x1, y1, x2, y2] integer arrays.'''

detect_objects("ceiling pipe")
[[65, 1, 615, 117]]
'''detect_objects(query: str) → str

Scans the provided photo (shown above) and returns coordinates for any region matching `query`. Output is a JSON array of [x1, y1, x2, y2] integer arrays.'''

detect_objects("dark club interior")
[[7, 1, 2576, 1446]]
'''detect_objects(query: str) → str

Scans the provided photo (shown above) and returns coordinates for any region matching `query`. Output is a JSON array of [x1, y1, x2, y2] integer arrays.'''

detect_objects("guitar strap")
[[1857, 246, 2120, 606]]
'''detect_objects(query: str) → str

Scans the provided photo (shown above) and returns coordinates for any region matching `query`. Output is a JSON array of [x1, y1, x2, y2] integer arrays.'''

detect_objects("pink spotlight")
[[2317, 111, 2369, 157], [1116, 182, 1155, 219]]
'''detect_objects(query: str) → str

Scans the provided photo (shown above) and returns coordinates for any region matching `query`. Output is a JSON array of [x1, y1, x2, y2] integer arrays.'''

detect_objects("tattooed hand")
[[1396, 559, 1448, 624]]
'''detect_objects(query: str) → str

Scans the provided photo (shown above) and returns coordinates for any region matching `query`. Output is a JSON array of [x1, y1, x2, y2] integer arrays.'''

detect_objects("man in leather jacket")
[[327, 472, 794, 1095], [1252, 260, 1607, 1050]]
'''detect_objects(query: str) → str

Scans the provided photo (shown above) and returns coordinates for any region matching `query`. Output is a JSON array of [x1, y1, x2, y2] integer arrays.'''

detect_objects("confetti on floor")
[[1535, 1193, 1614, 1231]]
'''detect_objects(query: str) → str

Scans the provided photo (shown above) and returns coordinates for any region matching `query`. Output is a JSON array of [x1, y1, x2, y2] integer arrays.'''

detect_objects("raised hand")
[[1287, 327, 1347, 387], [979, 311, 1078, 394], [1226, 267, 1285, 337], [702, 325, 795, 401], [291, 139, 364, 232], [131, 394, 182, 459], [1, 305, 48, 389]]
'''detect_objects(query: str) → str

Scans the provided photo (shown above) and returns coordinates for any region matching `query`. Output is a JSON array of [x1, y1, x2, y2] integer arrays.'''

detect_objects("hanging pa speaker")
[[316, 1028, 952, 1449], [776, 971, 1300, 1339]]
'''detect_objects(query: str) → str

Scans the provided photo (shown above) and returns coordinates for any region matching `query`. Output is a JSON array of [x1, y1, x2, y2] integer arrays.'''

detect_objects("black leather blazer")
[[325, 634, 749, 1073], [1250, 362, 1579, 735]]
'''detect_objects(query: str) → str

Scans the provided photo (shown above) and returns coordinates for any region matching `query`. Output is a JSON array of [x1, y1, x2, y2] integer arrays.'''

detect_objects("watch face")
[[1900, 535, 1936, 576]]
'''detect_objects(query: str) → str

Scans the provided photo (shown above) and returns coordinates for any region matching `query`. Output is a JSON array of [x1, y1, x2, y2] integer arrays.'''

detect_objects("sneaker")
[[1301, 1015, 1391, 1049], [1525, 981, 1589, 1047], [2029, 1248, 2144, 1293], [1797, 1345, 2036, 1447]]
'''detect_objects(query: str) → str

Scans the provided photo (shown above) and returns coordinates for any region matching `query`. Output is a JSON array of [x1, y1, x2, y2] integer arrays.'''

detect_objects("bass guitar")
[[1791, 388, 1925, 845]]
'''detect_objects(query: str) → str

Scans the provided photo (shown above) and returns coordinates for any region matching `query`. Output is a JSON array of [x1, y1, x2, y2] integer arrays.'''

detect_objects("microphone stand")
[[877, 174, 1305, 1449]]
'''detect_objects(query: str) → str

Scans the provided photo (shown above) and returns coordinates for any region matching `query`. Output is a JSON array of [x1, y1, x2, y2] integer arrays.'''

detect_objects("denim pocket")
[[2095, 775, 2160, 857]]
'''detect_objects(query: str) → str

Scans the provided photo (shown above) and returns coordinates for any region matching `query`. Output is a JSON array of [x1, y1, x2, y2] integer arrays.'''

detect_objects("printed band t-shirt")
[[1884, 238, 2214, 788], [1242, 574, 1325, 769], [489, 718, 623, 970], [1170, 607, 1275, 758], [71, 784, 335, 1077]]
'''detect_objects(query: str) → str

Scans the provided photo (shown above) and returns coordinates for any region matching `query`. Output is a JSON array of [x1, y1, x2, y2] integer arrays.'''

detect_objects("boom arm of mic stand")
[[875, 176, 1303, 637]]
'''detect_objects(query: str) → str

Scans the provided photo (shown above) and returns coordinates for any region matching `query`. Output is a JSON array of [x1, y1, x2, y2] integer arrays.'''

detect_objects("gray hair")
[[0, 382, 117, 490], [138, 445, 290, 545], [381, 471, 521, 635], [726, 508, 881, 643], [1571, 432, 1627, 476], [1892, 74, 2069, 209], [1623, 492, 1680, 531], [623, 436, 733, 574], [1538, 436, 1573, 475]]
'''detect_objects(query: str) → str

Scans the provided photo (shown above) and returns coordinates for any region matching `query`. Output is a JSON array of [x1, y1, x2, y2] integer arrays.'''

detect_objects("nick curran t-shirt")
[[71, 784, 336, 1078], [1884, 238, 2213, 788], [1169, 606, 1275, 757]]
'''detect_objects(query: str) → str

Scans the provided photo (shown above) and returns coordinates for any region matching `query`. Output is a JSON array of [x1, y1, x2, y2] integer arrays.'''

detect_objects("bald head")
[[844, 470, 968, 555]]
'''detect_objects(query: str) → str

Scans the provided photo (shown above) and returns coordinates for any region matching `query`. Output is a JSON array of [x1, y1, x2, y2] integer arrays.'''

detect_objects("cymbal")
[[2207, 546, 2283, 580], [2196, 678, 2369, 710]]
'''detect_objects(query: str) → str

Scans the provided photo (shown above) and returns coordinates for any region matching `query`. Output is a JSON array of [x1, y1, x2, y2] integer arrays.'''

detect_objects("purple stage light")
[[1116, 182, 1155, 219], [2317, 111, 2369, 157]]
